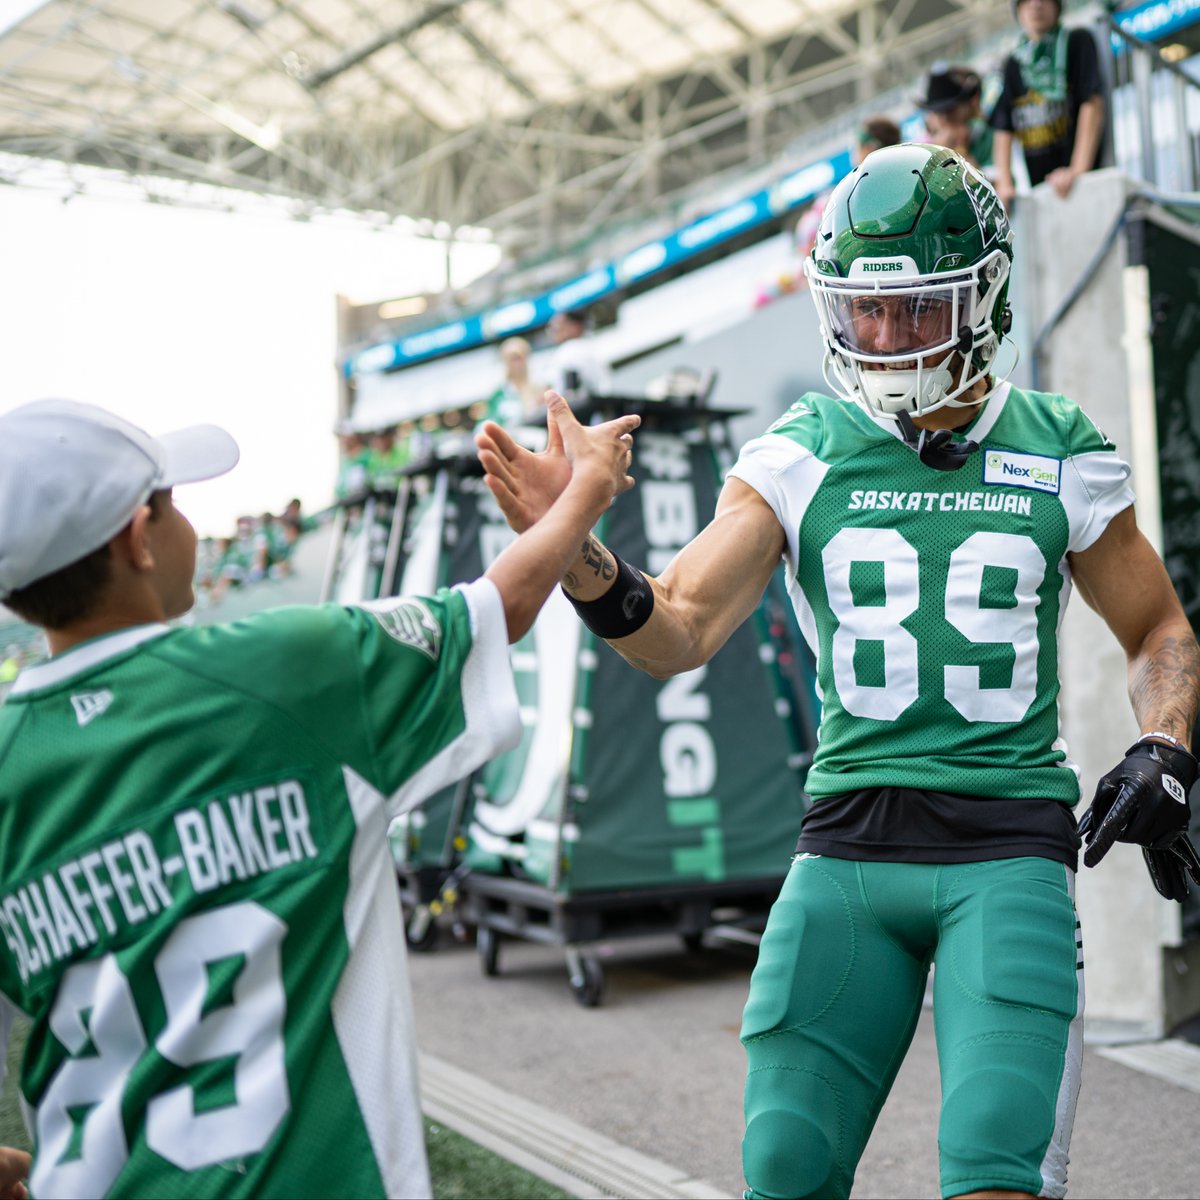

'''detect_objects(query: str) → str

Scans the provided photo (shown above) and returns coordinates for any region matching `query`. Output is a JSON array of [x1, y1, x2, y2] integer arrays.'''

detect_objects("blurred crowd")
[[332, 305, 613, 498], [196, 498, 317, 606], [0, 634, 43, 700]]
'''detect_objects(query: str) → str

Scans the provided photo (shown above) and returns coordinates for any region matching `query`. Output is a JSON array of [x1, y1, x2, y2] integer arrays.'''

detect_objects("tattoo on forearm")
[[580, 535, 616, 581], [1131, 633, 1200, 743], [563, 570, 578, 591]]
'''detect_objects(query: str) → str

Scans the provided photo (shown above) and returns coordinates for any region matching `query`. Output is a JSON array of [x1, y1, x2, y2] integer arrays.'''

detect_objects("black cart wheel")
[[477, 926, 500, 977], [569, 956, 605, 1007], [681, 931, 705, 954], [405, 909, 439, 953]]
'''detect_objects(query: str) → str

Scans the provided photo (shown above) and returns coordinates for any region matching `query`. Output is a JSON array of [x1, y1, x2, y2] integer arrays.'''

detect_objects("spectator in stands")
[[855, 115, 903, 164], [991, 0, 1106, 206], [205, 517, 260, 602], [335, 429, 371, 501], [918, 63, 994, 172], [367, 427, 408, 492], [252, 511, 294, 581], [274, 518, 302, 577], [548, 308, 613, 403], [787, 116, 902, 286], [485, 337, 546, 427], [283, 497, 318, 535]]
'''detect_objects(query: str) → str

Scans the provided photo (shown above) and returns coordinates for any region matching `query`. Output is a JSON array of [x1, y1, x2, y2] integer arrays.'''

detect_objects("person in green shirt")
[[367, 427, 411, 491], [483, 336, 546, 429], [335, 429, 372, 501], [0, 392, 637, 1200]]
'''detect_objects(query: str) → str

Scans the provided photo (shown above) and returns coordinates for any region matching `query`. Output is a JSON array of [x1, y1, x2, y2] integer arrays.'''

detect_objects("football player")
[[477, 143, 1200, 1200]]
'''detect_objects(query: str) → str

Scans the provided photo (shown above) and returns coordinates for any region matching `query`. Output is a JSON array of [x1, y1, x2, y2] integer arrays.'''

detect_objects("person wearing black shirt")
[[991, 0, 1105, 207]]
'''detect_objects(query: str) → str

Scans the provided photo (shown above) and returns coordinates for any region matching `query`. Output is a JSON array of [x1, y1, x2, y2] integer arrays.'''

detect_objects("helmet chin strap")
[[893, 334, 981, 472], [895, 407, 979, 472]]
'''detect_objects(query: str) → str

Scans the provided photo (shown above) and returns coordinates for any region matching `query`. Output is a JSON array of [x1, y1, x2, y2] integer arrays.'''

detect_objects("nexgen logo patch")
[[983, 450, 1061, 495]]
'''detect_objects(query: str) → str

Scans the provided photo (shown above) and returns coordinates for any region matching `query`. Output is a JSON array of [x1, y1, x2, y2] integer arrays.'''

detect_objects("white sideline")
[[420, 1053, 731, 1200], [1097, 1038, 1200, 1094]]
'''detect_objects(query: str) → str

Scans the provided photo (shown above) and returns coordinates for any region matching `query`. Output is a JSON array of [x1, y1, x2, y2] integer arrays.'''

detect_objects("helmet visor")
[[813, 270, 980, 362]]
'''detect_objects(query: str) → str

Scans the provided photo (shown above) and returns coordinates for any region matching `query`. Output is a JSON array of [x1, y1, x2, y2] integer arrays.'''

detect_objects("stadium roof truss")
[[0, 0, 1012, 255]]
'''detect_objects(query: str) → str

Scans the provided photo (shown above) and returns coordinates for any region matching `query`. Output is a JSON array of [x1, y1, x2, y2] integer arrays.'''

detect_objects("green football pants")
[[741, 854, 1083, 1200]]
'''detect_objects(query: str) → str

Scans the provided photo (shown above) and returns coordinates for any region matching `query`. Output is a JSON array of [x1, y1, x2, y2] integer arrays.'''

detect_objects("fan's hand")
[[475, 391, 572, 533]]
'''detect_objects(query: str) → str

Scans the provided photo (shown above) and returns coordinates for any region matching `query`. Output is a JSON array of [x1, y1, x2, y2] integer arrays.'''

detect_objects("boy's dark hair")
[[4, 544, 114, 629], [4, 490, 167, 630]]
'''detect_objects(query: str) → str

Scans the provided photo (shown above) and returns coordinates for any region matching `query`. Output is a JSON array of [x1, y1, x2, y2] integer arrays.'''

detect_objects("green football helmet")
[[805, 143, 1014, 421]]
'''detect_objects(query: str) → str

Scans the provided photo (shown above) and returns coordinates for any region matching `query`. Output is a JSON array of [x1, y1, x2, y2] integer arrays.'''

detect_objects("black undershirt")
[[795, 787, 1081, 869]]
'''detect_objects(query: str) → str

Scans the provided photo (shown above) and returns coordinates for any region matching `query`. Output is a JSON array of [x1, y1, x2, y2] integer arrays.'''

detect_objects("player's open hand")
[[546, 391, 639, 514], [476, 390, 638, 531]]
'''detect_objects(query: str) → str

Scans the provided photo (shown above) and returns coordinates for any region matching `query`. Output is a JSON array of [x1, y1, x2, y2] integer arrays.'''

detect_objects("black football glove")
[[1078, 736, 1200, 902]]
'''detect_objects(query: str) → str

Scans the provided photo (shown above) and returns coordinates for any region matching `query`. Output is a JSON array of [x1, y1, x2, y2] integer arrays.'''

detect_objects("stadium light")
[[378, 297, 429, 320]]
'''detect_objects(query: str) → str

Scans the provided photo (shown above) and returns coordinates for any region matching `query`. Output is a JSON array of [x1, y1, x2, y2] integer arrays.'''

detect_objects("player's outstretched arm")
[[483, 392, 638, 642], [564, 478, 786, 680], [477, 398, 787, 676]]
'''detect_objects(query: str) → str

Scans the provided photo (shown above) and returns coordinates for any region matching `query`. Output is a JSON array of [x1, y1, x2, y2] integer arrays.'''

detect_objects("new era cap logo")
[[70, 689, 114, 727]]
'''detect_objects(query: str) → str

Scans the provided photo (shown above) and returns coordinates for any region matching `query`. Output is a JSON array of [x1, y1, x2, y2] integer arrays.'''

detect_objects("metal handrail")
[[1105, 12, 1200, 193], [1107, 13, 1200, 91]]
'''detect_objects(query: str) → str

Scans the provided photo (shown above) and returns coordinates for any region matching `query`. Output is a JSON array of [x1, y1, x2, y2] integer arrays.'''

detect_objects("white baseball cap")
[[0, 399, 240, 599]]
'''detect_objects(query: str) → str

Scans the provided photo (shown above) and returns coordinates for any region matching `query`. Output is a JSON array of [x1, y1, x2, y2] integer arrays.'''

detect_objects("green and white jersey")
[[729, 384, 1133, 805], [0, 579, 518, 1200]]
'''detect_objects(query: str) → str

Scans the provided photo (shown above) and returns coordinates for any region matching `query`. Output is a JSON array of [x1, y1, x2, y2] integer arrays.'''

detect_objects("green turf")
[[0, 1015, 567, 1199], [424, 1119, 569, 1200], [0, 1021, 29, 1153]]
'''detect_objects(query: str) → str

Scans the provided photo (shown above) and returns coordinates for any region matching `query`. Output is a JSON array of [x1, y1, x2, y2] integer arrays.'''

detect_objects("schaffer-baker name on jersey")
[[848, 489, 1034, 516], [0, 779, 318, 985]]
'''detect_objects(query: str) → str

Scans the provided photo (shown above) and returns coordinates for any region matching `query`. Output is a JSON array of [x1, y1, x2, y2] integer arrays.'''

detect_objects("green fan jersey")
[[729, 383, 1134, 806], [0, 579, 518, 1200]]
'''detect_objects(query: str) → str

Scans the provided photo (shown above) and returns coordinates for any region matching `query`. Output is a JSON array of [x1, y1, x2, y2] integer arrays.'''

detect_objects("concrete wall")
[[1020, 168, 1183, 1038]]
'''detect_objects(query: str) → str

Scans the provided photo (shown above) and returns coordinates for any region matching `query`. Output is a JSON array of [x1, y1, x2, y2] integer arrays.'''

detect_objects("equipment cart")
[[456, 392, 816, 1004]]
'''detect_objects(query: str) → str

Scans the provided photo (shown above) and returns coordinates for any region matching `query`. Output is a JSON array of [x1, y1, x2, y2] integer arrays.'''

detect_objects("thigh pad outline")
[[740, 858, 855, 1042]]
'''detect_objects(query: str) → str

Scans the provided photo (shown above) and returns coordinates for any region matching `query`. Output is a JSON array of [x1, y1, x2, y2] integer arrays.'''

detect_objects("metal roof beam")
[[446, 14, 540, 105], [302, 0, 472, 91]]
